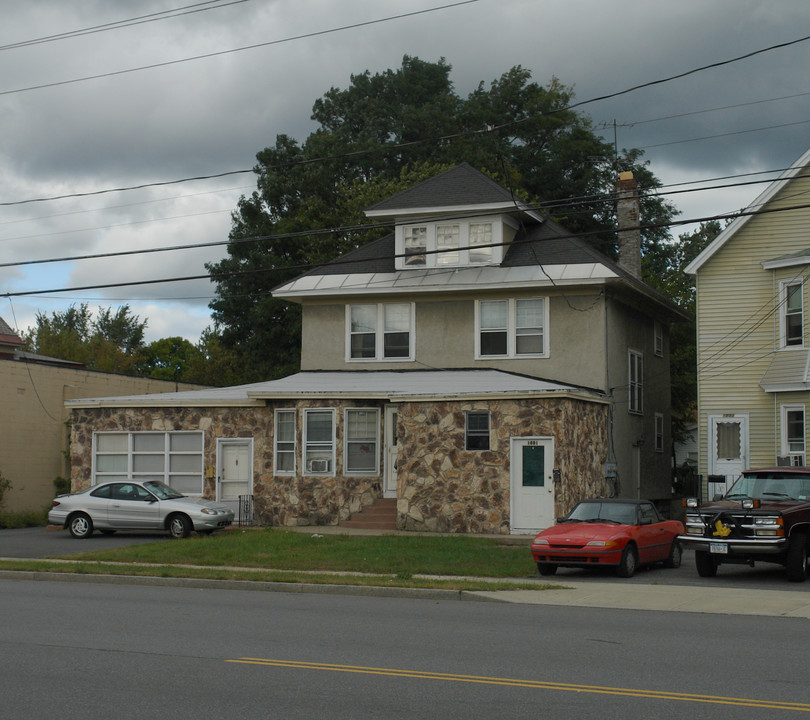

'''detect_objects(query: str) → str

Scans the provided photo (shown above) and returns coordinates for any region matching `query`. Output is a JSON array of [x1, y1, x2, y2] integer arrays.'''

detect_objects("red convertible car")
[[531, 498, 685, 578]]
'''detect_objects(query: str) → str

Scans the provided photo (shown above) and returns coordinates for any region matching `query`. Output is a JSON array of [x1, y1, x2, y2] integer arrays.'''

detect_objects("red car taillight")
[[51, 501, 60, 507]]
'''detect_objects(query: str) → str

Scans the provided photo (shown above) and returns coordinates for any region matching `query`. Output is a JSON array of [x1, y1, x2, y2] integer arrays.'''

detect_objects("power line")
[[0, 1, 481, 98], [0, 0, 249, 52]]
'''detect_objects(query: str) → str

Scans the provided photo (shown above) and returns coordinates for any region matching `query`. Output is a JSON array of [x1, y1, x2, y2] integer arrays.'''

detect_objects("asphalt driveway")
[[0, 526, 170, 558]]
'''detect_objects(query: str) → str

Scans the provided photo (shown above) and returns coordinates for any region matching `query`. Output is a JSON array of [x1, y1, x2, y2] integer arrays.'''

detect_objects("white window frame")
[[92, 431, 204, 495], [628, 350, 643, 415], [394, 216, 510, 270], [655, 413, 664, 453], [654, 320, 663, 357], [781, 404, 806, 466], [781, 279, 804, 348], [475, 297, 548, 359], [344, 408, 380, 476], [465, 411, 491, 451], [346, 303, 414, 362], [303, 408, 335, 475], [274, 409, 296, 475]]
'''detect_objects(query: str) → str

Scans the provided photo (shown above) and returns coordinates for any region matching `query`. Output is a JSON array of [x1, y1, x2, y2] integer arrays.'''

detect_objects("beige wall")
[[0, 359, 203, 513], [300, 290, 608, 389]]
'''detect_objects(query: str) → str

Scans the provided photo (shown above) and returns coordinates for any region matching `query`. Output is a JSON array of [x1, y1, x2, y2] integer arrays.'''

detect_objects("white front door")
[[510, 437, 554, 533], [383, 405, 399, 498], [708, 415, 748, 494], [217, 439, 253, 518]]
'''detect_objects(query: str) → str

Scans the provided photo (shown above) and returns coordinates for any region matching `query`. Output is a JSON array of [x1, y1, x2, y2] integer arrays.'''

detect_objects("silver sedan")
[[48, 480, 235, 539]]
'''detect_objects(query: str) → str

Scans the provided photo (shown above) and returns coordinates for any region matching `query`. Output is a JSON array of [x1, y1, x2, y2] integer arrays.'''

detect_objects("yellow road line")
[[227, 657, 810, 712]]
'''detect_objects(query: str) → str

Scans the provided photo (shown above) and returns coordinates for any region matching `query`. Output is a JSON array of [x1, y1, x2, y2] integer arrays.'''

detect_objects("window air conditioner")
[[308, 458, 330, 472]]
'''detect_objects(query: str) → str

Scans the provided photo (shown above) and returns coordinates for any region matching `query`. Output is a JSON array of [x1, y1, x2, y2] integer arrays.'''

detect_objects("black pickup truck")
[[678, 468, 810, 582]]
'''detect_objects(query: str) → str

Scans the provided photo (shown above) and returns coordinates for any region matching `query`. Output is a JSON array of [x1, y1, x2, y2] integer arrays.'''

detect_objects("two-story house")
[[686, 147, 810, 495], [67, 165, 688, 533]]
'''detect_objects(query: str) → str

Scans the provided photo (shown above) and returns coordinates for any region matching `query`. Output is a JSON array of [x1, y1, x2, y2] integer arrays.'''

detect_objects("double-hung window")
[[404, 226, 427, 266], [345, 409, 380, 475], [465, 412, 490, 450], [477, 298, 547, 358], [274, 409, 296, 474], [348, 303, 413, 361], [782, 279, 804, 347], [93, 431, 204, 494], [782, 404, 806, 466], [655, 413, 664, 452], [303, 409, 334, 474], [628, 350, 643, 414]]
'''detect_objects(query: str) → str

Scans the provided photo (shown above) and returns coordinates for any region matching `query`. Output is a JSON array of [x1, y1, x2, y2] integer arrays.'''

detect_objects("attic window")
[[395, 218, 504, 270]]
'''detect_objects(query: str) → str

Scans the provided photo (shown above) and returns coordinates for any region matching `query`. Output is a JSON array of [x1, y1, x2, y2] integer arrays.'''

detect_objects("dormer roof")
[[0, 316, 24, 353], [364, 163, 533, 218]]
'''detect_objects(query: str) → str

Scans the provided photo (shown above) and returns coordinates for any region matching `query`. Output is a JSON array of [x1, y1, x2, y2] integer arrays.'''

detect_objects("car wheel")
[[695, 550, 718, 577], [616, 544, 638, 578], [168, 514, 192, 539], [537, 562, 557, 576], [664, 541, 682, 569], [786, 533, 808, 583], [69, 513, 93, 539]]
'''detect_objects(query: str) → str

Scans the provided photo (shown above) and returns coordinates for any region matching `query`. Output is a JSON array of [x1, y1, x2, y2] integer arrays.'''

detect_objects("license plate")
[[710, 543, 728, 554]]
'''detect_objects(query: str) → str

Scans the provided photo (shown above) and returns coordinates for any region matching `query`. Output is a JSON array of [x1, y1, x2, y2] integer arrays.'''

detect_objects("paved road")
[[3, 578, 810, 719]]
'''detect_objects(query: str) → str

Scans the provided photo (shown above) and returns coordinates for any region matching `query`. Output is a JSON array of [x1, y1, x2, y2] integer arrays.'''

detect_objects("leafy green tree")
[[208, 56, 678, 381], [138, 336, 199, 381], [24, 303, 147, 375]]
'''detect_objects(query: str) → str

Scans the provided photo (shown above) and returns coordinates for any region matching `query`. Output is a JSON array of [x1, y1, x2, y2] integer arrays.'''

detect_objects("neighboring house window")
[[345, 408, 380, 475], [654, 321, 663, 357], [782, 404, 806, 466], [274, 409, 296, 474], [395, 218, 504, 269], [655, 413, 664, 452], [782, 280, 804, 347], [628, 350, 643, 414], [303, 409, 335, 474], [477, 298, 547, 358], [348, 303, 413, 361], [93, 431, 204, 495], [465, 412, 490, 450]]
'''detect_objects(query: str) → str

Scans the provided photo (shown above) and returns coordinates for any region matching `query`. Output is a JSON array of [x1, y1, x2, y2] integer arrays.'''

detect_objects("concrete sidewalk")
[[473, 581, 810, 617]]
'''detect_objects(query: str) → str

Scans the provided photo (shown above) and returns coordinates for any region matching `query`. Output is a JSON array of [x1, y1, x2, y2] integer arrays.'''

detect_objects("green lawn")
[[60, 528, 539, 579]]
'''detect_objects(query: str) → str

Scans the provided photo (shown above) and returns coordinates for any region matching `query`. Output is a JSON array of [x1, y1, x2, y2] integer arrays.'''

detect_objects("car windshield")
[[566, 502, 637, 525], [726, 473, 810, 501], [142, 481, 184, 500]]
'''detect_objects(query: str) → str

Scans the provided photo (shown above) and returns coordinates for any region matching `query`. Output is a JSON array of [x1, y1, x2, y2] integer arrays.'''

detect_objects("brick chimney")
[[616, 171, 641, 280]]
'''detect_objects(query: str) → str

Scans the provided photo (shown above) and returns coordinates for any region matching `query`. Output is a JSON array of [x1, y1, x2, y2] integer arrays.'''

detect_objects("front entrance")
[[383, 405, 399, 498], [708, 414, 748, 494], [216, 439, 253, 520], [510, 437, 554, 533]]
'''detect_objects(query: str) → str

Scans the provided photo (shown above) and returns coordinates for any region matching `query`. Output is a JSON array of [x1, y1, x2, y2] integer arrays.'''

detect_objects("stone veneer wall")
[[395, 397, 609, 534], [70, 395, 608, 534]]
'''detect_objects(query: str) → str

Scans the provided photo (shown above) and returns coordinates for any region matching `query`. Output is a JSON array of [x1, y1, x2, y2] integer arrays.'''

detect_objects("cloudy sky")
[[2, 0, 810, 343]]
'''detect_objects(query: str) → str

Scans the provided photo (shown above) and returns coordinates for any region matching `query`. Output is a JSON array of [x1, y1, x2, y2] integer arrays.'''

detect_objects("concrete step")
[[340, 498, 397, 530]]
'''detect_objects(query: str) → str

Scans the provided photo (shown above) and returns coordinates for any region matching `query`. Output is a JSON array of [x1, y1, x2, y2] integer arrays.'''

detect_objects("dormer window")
[[395, 217, 505, 270]]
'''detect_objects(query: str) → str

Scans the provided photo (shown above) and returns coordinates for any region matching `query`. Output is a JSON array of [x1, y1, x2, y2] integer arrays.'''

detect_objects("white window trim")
[[628, 349, 643, 415], [654, 412, 664, 453], [346, 303, 415, 362], [654, 321, 663, 357], [465, 411, 491, 451], [303, 408, 336, 476], [475, 297, 549, 359], [274, 408, 296, 475], [92, 431, 204, 495], [780, 278, 804, 349], [394, 215, 508, 270], [344, 408, 381, 476], [781, 403, 806, 466]]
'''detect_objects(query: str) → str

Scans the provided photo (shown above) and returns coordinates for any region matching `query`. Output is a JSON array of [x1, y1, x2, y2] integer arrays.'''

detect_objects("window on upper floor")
[[395, 217, 507, 270], [476, 298, 547, 359], [781, 279, 804, 348], [655, 413, 664, 452], [347, 303, 413, 361], [654, 320, 663, 357], [628, 350, 643, 414]]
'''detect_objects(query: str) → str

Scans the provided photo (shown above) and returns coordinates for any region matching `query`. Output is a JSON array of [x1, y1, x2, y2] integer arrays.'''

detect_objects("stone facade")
[[70, 394, 608, 534]]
